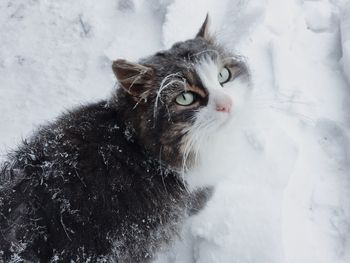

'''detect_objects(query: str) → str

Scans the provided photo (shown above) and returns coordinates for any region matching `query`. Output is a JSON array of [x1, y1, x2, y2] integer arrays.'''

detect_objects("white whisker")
[[179, 110, 219, 182], [153, 73, 184, 121]]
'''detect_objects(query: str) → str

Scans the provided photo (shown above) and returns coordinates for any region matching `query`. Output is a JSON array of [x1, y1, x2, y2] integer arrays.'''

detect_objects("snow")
[[303, 1, 335, 32], [340, 1, 350, 85], [1, 0, 350, 262]]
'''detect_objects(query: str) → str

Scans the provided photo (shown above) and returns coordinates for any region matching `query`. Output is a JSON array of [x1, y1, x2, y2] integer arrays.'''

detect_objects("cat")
[[0, 15, 248, 262]]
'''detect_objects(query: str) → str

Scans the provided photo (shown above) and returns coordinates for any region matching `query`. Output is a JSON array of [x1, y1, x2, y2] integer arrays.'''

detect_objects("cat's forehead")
[[143, 38, 225, 69], [168, 38, 221, 58], [140, 38, 230, 86]]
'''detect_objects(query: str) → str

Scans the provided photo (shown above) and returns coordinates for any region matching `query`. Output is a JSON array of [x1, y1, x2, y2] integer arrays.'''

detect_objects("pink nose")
[[214, 94, 232, 113]]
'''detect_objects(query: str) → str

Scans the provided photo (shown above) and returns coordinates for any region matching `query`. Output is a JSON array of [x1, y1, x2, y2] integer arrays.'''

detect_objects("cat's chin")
[[178, 111, 232, 174]]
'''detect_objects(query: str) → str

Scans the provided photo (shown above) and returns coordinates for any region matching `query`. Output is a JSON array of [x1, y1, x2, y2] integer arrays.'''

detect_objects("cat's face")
[[112, 16, 249, 172]]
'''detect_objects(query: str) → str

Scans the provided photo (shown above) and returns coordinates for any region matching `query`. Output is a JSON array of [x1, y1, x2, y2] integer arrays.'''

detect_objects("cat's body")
[[0, 101, 209, 262], [0, 16, 248, 262]]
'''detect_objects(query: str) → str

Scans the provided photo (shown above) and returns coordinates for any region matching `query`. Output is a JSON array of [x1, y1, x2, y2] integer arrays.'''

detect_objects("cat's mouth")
[[216, 110, 232, 124], [207, 109, 233, 130]]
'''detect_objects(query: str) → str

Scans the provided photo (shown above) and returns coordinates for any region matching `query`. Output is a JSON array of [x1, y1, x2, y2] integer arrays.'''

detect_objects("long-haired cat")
[[0, 16, 248, 262]]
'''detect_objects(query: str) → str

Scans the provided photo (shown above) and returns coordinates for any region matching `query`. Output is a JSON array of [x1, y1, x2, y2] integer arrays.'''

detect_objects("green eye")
[[175, 92, 195, 106], [218, 67, 231, 84]]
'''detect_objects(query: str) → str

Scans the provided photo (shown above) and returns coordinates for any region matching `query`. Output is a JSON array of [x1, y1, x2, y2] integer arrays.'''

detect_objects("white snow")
[[1, 0, 350, 263], [303, 1, 335, 32], [340, 1, 350, 85]]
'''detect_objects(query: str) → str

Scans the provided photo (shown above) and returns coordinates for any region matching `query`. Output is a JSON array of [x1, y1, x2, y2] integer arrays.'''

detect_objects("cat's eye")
[[175, 92, 195, 106], [218, 67, 231, 85]]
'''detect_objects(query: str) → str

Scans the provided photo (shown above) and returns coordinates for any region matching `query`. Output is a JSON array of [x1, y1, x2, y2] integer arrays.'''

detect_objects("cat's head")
[[112, 15, 249, 172]]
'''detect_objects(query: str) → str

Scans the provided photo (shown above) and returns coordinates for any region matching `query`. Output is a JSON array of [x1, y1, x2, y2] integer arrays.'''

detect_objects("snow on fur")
[[0, 0, 349, 262]]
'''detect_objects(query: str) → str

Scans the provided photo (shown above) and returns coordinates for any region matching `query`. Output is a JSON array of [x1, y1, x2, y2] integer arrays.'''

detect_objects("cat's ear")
[[112, 59, 154, 97], [196, 14, 210, 40]]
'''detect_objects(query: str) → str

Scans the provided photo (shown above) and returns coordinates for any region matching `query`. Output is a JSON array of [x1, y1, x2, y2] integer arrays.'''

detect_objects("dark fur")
[[0, 101, 211, 262], [0, 18, 242, 262]]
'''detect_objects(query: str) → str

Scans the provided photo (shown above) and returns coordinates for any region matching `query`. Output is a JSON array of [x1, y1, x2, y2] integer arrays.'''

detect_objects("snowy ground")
[[1, 0, 350, 262]]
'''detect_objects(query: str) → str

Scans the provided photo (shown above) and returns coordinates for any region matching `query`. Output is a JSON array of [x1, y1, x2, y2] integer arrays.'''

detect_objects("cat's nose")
[[214, 93, 232, 113]]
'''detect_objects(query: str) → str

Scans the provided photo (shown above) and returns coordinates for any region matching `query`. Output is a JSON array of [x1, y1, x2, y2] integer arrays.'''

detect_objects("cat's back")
[[0, 100, 144, 261], [1, 100, 132, 188]]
